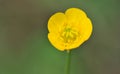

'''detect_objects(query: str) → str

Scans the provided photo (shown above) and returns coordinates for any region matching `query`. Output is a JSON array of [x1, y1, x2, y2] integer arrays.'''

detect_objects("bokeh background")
[[0, 0, 120, 74]]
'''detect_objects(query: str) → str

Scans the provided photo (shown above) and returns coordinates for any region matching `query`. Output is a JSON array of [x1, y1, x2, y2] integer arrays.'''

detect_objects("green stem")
[[66, 50, 71, 74]]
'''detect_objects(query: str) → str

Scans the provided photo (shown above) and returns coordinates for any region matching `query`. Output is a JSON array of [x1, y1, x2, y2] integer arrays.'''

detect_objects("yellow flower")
[[48, 8, 92, 51]]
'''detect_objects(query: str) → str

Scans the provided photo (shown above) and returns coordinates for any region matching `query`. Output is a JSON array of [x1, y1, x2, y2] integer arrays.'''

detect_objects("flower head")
[[48, 8, 92, 51]]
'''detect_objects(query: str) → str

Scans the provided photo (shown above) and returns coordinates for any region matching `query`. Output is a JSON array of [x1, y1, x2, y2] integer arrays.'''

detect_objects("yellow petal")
[[64, 8, 92, 50], [82, 18, 93, 41], [65, 8, 87, 32], [65, 8, 87, 23], [48, 12, 66, 33], [48, 33, 65, 51], [68, 18, 92, 49], [76, 17, 92, 41], [65, 8, 86, 18], [65, 8, 92, 41]]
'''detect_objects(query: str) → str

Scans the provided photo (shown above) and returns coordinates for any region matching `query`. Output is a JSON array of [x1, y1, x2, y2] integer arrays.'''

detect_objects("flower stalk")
[[66, 50, 71, 74]]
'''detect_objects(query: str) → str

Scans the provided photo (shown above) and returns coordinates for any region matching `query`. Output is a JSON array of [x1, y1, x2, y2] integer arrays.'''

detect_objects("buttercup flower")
[[48, 8, 92, 51]]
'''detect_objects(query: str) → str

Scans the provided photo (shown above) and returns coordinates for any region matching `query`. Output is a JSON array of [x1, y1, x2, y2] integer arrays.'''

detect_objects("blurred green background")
[[0, 0, 120, 74]]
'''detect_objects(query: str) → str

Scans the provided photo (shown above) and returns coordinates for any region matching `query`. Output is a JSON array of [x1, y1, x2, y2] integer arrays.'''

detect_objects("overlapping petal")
[[65, 8, 87, 33], [65, 8, 92, 41], [48, 33, 65, 51], [81, 18, 92, 41], [48, 13, 66, 33]]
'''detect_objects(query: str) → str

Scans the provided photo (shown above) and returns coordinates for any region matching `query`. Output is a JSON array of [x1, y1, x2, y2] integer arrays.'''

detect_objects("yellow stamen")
[[61, 26, 79, 43]]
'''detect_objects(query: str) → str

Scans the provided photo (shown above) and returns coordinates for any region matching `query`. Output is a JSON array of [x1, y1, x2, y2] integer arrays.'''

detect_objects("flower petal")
[[65, 8, 87, 32], [82, 18, 93, 40], [68, 18, 92, 49], [65, 8, 87, 23], [65, 8, 92, 41], [48, 12, 66, 33], [48, 33, 65, 51], [64, 8, 92, 50]]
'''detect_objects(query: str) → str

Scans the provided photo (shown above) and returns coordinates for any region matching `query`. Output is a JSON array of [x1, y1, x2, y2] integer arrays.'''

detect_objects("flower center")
[[60, 27, 79, 43]]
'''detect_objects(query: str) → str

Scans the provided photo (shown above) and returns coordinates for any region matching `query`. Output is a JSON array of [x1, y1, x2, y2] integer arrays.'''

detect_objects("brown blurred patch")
[[0, 0, 48, 56]]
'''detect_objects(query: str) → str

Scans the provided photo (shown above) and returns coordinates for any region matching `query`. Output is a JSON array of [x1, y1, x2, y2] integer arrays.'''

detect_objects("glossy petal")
[[81, 18, 92, 41], [65, 8, 87, 33], [48, 12, 66, 33], [65, 8, 87, 20], [48, 33, 65, 51]]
